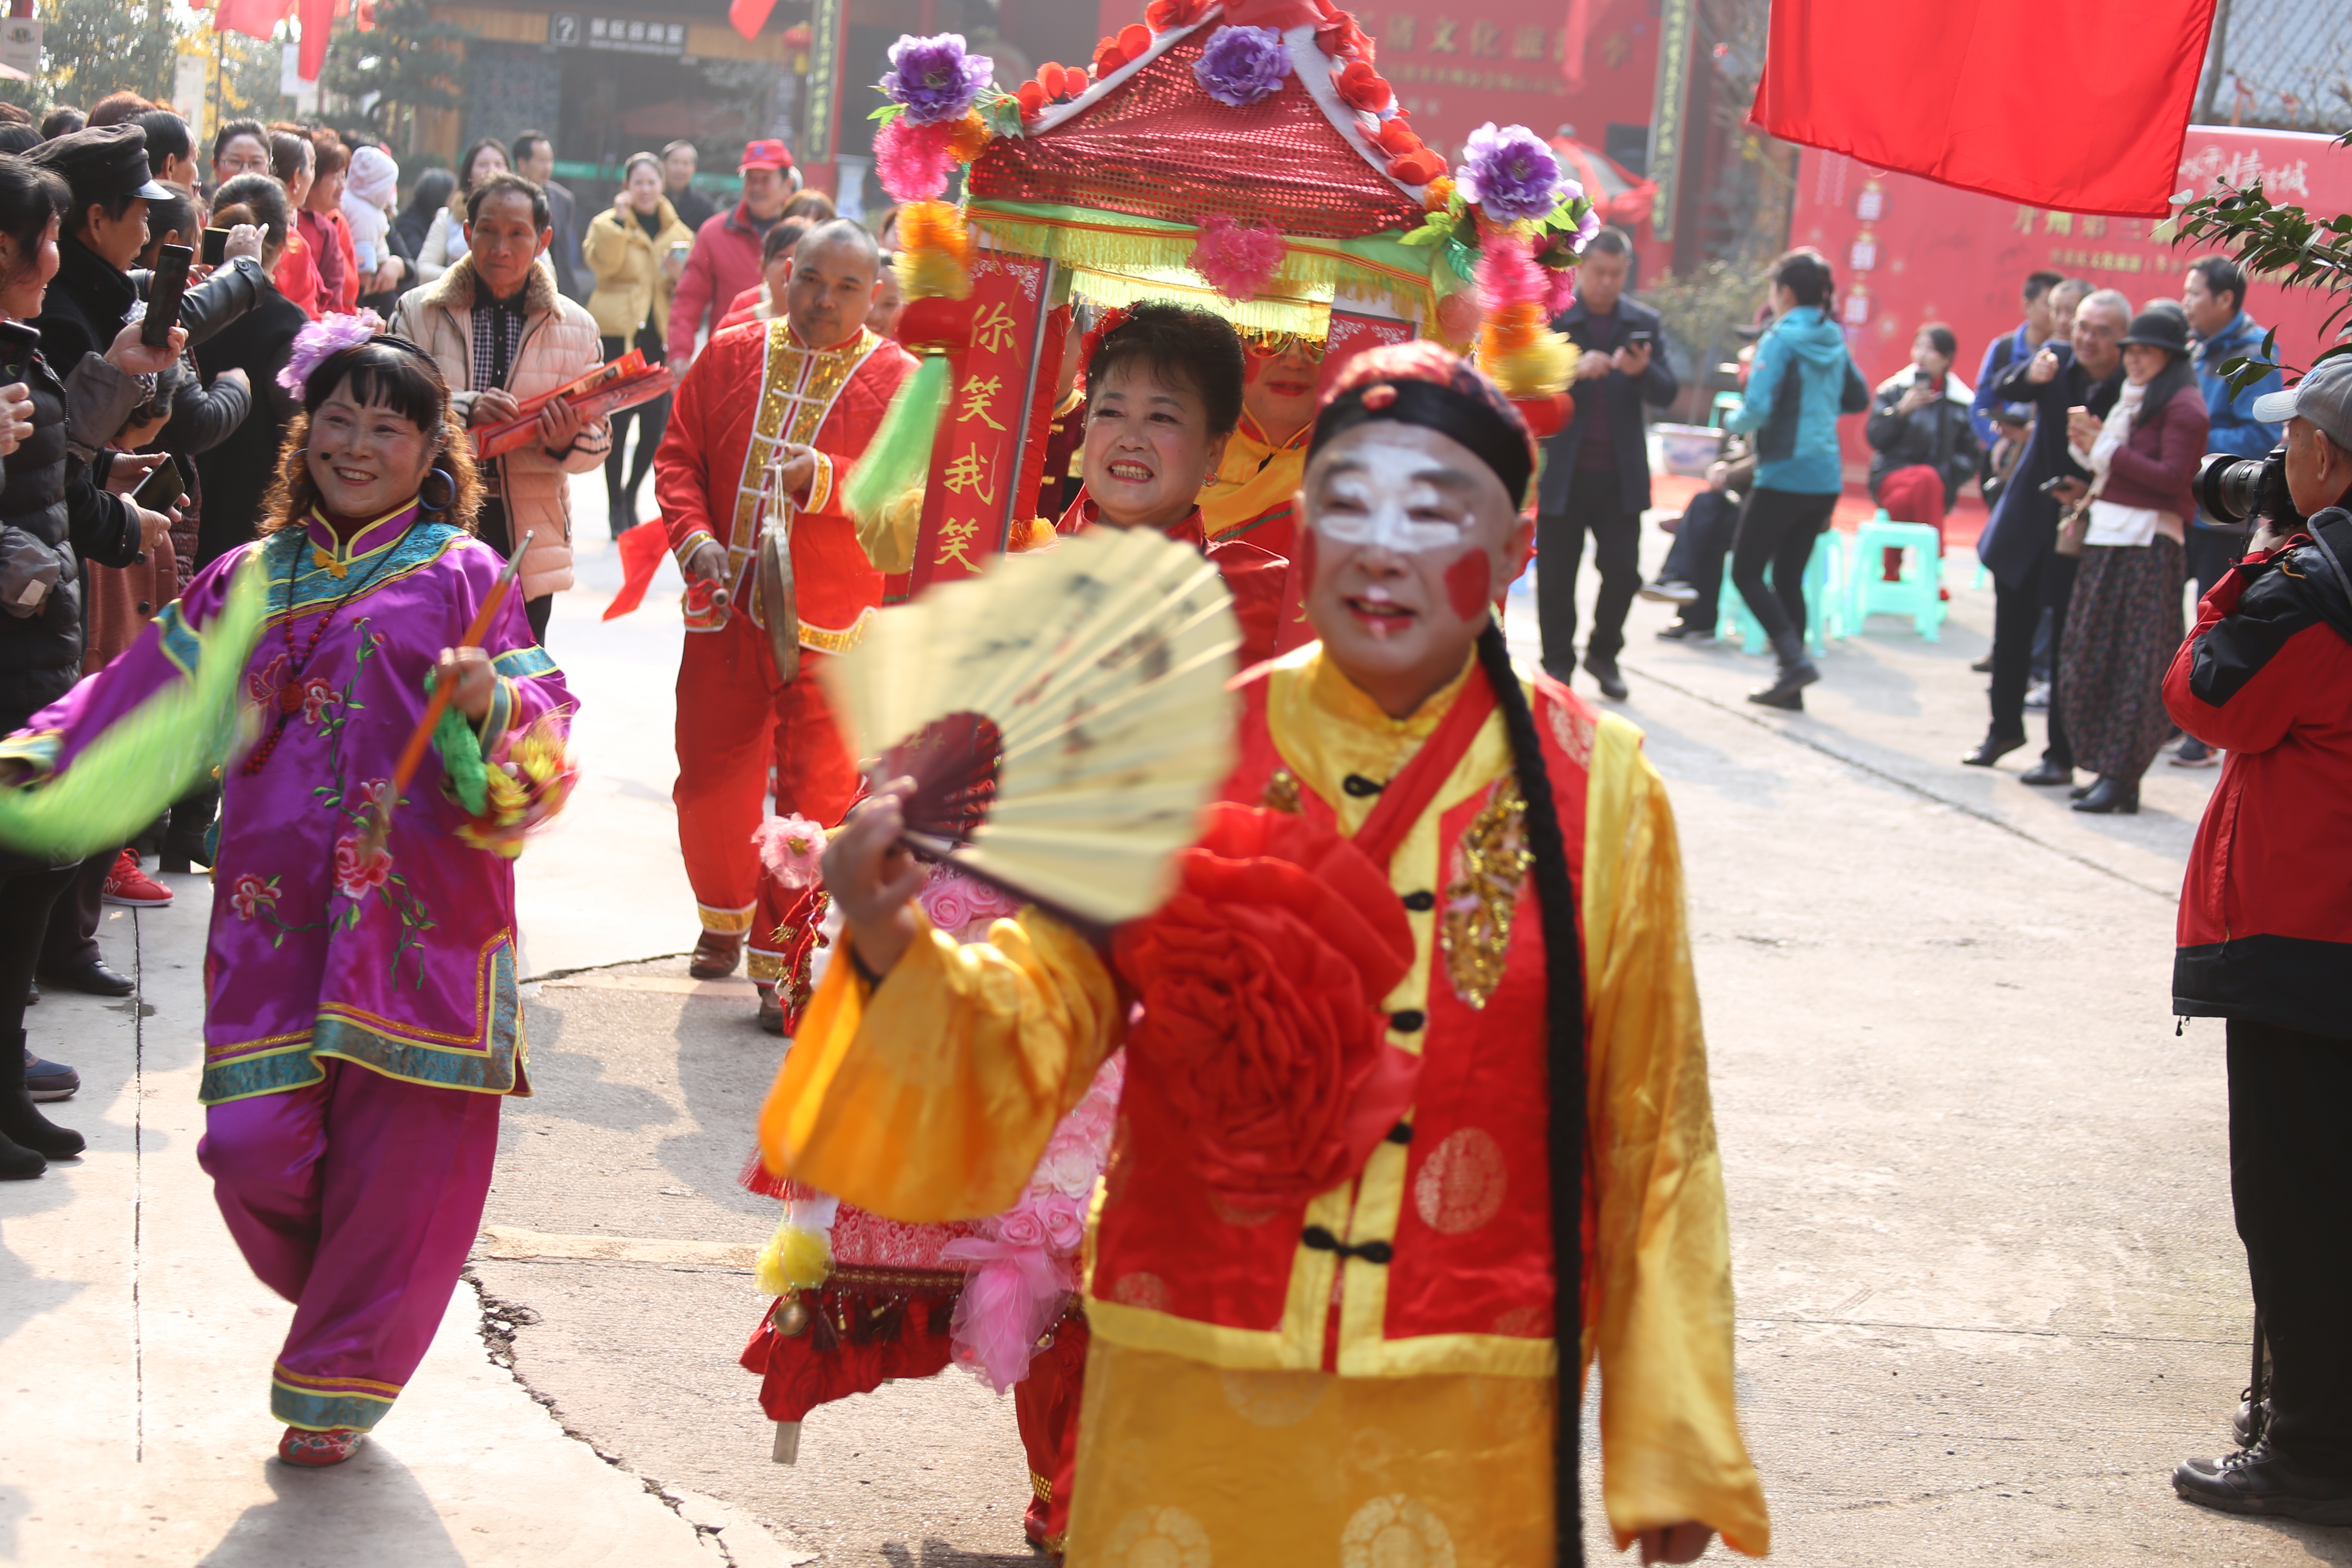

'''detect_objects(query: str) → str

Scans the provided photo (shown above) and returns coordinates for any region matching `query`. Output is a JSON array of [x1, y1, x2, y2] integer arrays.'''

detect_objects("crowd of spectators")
[[0, 93, 925, 1164]]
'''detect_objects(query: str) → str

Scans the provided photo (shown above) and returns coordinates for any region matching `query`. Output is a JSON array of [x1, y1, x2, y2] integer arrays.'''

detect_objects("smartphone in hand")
[[143, 244, 194, 349], [201, 227, 231, 266]]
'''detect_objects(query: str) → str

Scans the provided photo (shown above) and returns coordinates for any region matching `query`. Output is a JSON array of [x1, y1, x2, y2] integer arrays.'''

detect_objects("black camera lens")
[[2198, 453, 2269, 524]]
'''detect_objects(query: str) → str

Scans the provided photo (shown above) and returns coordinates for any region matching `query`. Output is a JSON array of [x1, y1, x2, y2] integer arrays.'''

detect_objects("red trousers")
[[673, 613, 857, 1022], [1877, 463, 1948, 579]]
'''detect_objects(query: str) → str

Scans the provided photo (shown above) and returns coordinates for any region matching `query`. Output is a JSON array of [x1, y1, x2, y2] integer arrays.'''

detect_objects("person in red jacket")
[[666, 139, 795, 372], [652, 219, 916, 1033], [2166, 357, 2352, 1524]]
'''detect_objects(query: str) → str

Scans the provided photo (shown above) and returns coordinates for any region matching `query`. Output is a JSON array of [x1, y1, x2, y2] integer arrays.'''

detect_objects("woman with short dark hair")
[[1865, 321, 1984, 576], [416, 137, 508, 285]]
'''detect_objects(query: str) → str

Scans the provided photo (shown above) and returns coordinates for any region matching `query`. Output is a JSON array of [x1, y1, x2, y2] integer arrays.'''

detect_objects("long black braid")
[[1476, 617, 1587, 1565]]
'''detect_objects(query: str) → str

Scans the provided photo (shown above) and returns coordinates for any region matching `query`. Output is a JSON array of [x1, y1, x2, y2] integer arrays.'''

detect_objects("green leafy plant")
[[2166, 126, 2352, 392], [318, 0, 472, 135]]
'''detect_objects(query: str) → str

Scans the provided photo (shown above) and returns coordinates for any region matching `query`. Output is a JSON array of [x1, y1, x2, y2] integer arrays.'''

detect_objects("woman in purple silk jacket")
[[4, 327, 576, 1465]]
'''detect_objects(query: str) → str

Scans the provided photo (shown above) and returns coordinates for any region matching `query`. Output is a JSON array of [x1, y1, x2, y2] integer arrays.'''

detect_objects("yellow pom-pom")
[[897, 249, 973, 302], [946, 110, 991, 164], [755, 1220, 833, 1297]]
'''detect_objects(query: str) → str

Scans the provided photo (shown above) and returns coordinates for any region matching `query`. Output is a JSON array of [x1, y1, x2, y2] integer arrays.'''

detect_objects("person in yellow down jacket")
[[583, 150, 694, 534], [765, 342, 1770, 1567]]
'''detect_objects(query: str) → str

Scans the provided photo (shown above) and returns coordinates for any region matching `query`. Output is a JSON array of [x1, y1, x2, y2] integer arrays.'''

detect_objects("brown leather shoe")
[[689, 930, 743, 979], [756, 983, 786, 1036]]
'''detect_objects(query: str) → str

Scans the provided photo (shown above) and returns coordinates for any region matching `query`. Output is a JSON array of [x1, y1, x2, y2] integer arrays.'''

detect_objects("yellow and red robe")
[[1198, 409, 1310, 557], [761, 642, 1770, 1562]]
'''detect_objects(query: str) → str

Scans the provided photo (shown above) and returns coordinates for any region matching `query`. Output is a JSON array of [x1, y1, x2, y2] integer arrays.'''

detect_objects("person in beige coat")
[[584, 151, 693, 534], [393, 172, 610, 644]]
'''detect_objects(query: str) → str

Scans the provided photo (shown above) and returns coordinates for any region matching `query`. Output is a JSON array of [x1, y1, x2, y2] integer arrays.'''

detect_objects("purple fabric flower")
[[1456, 122, 1565, 223], [884, 32, 994, 125], [1194, 25, 1292, 107], [278, 310, 386, 397]]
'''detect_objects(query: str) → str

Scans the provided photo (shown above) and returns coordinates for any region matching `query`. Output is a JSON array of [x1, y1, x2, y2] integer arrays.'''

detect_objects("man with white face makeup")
[[767, 343, 1768, 1566]]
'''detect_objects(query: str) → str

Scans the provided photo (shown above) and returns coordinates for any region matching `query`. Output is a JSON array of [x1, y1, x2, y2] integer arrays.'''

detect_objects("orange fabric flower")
[[945, 110, 990, 163], [1389, 148, 1446, 185], [1112, 803, 1418, 1208]]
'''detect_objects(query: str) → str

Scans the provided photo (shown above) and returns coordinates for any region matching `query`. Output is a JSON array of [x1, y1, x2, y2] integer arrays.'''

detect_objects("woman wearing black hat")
[[2057, 308, 2210, 813]]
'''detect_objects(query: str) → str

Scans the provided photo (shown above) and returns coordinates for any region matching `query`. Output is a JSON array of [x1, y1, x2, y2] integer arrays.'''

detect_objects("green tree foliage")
[[1, 0, 184, 113], [319, 0, 472, 135], [2168, 127, 2352, 386]]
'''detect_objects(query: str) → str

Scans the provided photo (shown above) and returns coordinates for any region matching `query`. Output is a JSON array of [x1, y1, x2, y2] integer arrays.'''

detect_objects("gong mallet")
[[355, 531, 533, 861]]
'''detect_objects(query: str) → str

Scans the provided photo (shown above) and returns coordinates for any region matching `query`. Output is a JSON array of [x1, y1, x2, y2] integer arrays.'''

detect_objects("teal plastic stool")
[[1847, 511, 1945, 640], [1707, 390, 1743, 429], [1719, 527, 1841, 655]]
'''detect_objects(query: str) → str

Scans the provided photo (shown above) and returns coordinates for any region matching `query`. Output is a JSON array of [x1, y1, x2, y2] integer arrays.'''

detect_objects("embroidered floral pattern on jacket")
[[1439, 778, 1531, 1009]]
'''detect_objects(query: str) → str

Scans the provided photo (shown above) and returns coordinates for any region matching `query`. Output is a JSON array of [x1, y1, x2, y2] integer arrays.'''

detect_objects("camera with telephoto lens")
[[2197, 444, 2300, 532]]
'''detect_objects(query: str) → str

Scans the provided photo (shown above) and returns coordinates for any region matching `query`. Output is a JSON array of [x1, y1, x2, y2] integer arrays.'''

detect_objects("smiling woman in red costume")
[[1058, 300, 1288, 663], [766, 341, 1770, 1566]]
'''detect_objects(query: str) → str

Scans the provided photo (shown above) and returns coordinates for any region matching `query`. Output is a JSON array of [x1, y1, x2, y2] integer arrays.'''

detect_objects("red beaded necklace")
[[242, 513, 416, 775]]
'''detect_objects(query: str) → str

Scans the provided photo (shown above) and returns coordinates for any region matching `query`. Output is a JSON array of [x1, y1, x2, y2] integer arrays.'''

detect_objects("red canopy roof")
[[969, 18, 1425, 240]]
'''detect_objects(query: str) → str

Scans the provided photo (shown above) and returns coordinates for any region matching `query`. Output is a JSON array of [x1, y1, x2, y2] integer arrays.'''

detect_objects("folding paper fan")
[[823, 527, 1243, 927]]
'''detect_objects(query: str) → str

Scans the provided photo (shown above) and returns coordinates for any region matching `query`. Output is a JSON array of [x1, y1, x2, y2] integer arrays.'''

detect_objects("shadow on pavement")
[[196, 1449, 466, 1566]]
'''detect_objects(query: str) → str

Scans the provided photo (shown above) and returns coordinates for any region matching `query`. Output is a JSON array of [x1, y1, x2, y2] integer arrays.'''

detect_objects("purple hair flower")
[[1194, 25, 1292, 107], [278, 309, 386, 398], [1456, 122, 1565, 224], [884, 32, 994, 125]]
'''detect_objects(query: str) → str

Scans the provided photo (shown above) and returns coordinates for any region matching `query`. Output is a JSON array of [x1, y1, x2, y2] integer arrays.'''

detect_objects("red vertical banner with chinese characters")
[[1317, 295, 1419, 398], [909, 251, 1049, 592]]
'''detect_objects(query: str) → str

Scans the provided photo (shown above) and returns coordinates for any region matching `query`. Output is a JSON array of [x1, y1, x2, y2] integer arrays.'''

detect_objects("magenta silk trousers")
[[197, 1059, 502, 1431]]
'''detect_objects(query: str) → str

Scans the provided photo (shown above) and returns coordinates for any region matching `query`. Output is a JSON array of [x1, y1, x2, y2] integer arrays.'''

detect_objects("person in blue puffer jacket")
[[1722, 249, 1864, 709]]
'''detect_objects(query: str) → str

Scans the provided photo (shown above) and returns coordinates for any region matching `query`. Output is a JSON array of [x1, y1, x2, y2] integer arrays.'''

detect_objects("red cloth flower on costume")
[[1112, 803, 1419, 1208]]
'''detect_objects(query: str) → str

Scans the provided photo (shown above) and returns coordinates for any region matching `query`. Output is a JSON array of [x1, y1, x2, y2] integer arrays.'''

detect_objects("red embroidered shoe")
[[278, 1426, 365, 1466], [101, 849, 172, 908]]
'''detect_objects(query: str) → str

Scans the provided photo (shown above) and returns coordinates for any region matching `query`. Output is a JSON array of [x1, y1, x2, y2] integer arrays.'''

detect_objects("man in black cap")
[[27, 124, 175, 374]]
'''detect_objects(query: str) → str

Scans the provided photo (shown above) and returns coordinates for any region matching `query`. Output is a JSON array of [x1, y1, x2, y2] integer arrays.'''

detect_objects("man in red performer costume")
[[654, 219, 916, 1033]]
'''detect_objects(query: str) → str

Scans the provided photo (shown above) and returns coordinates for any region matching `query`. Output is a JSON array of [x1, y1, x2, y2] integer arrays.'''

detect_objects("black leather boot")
[[1748, 631, 1819, 710], [0, 1029, 69, 1175], [2071, 775, 2140, 814]]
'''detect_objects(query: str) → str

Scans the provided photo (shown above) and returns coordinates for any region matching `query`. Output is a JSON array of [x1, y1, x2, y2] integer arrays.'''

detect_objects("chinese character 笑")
[[958, 375, 1007, 431], [935, 518, 983, 571], [943, 446, 996, 503], [1512, 25, 1545, 59], [2013, 205, 2037, 233], [2082, 215, 2107, 238], [972, 301, 1018, 357], [1428, 18, 1457, 53], [1469, 19, 1502, 56], [2044, 211, 2073, 236], [1384, 13, 1415, 50]]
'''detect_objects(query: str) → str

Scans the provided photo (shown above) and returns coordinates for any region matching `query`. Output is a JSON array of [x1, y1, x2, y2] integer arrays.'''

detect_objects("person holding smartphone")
[[1864, 322, 1983, 579], [1531, 225, 1678, 702]]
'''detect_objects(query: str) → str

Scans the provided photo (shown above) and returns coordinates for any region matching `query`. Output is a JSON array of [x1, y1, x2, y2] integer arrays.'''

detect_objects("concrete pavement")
[[6, 491, 2346, 1565]]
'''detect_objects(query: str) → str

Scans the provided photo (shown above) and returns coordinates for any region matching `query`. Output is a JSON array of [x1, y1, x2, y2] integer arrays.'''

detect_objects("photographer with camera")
[[1866, 322, 1982, 580], [2167, 356, 2352, 1524]]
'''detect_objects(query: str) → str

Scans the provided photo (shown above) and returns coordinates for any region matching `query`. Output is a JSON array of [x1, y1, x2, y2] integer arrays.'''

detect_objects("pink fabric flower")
[[333, 835, 393, 899], [1034, 1190, 1087, 1251], [751, 814, 827, 893], [996, 1205, 1047, 1247], [875, 115, 959, 204], [1188, 212, 1287, 301]]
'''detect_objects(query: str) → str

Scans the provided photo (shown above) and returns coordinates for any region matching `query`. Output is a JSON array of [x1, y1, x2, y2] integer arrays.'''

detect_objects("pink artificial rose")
[[333, 835, 393, 899], [1035, 1191, 1087, 1252], [996, 1205, 1047, 1248]]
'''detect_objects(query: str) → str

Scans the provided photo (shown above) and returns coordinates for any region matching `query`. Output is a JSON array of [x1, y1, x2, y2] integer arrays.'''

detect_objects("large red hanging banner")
[[1750, 0, 2220, 218]]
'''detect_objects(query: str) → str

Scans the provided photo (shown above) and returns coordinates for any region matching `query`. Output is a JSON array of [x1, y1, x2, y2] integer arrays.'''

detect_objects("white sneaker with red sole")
[[101, 848, 172, 907]]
